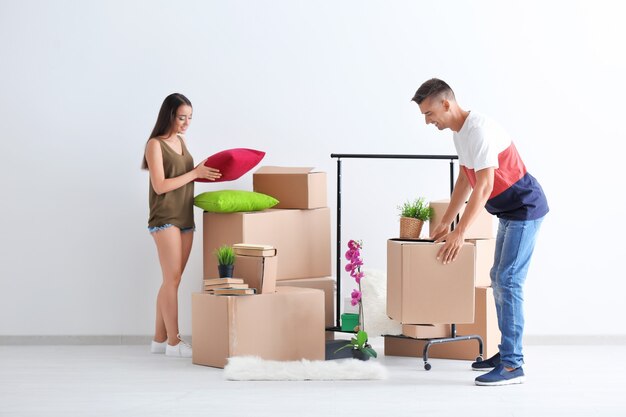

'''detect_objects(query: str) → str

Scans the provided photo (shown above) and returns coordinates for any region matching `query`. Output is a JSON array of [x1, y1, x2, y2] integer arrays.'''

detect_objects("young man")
[[412, 79, 548, 386]]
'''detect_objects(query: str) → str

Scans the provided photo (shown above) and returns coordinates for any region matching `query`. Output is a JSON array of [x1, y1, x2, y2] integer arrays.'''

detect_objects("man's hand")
[[429, 222, 449, 242], [434, 228, 465, 264]]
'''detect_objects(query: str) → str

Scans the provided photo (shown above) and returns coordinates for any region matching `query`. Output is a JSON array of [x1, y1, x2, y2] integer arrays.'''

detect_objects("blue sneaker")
[[472, 352, 500, 371], [475, 364, 525, 386]]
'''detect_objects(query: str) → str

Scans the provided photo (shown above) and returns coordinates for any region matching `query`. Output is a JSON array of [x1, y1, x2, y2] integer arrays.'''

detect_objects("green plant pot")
[[218, 264, 234, 278], [341, 313, 359, 332], [351, 349, 370, 361]]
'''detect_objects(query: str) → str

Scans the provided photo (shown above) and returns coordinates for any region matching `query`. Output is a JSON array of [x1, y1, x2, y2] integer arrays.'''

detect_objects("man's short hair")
[[412, 78, 455, 104]]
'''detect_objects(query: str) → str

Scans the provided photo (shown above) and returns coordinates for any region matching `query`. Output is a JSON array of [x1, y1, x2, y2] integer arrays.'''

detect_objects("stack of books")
[[203, 278, 256, 296]]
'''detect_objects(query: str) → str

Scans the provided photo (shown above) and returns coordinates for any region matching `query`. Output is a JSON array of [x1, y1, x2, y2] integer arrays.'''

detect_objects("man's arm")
[[430, 169, 472, 241], [435, 167, 494, 264]]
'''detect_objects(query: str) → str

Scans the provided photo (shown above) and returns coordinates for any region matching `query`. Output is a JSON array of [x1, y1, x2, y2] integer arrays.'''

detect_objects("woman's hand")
[[194, 159, 222, 181]]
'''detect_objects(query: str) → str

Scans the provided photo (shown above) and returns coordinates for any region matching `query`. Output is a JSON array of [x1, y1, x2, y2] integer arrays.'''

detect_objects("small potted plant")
[[334, 330, 377, 361], [398, 197, 434, 239], [215, 245, 236, 278]]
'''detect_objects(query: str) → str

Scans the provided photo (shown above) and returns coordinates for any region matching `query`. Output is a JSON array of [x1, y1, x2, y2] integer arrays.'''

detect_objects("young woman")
[[142, 93, 221, 357]]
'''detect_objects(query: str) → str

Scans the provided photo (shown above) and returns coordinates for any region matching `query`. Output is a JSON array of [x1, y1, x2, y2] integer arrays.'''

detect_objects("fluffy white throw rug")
[[224, 356, 388, 381], [360, 268, 402, 337]]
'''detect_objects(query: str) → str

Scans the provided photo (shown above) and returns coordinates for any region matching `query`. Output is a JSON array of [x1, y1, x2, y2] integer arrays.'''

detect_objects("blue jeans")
[[148, 224, 195, 234], [491, 216, 544, 369]]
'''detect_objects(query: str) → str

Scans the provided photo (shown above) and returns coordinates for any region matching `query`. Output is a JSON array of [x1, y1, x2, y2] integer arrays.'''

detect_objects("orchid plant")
[[345, 240, 365, 331], [340, 239, 377, 359]]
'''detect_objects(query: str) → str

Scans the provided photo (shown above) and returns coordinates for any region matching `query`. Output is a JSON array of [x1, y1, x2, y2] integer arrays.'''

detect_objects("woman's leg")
[[180, 229, 194, 275], [152, 227, 184, 346]]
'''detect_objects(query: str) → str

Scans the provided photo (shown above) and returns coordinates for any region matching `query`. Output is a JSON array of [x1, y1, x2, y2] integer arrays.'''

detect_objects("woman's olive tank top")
[[148, 137, 195, 229]]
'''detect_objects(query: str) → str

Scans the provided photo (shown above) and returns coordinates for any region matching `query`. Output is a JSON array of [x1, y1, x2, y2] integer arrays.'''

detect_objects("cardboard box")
[[455, 287, 499, 357], [234, 253, 277, 294], [276, 277, 335, 327], [402, 324, 451, 339], [253, 166, 327, 209], [429, 199, 495, 239], [203, 208, 331, 280], [466, 238, 495, 287], [387, 239, 476, 324], [192, 286, 325, 368], [385, 287, 500, 360]]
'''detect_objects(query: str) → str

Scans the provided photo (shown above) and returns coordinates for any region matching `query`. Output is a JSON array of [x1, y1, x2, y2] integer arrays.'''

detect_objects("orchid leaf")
[[356, 331, 368, 347], [333, 343, 353, 354], [364, 347, 378, 358]]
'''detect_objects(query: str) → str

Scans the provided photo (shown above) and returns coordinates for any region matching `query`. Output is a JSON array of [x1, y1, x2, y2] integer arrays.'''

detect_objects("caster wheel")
[[475, 356, 483, 362], [424, 362, 432, 371]]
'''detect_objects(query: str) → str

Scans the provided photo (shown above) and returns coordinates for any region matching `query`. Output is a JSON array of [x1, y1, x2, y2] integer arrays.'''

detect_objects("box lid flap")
[[254, 166, 316, 174]]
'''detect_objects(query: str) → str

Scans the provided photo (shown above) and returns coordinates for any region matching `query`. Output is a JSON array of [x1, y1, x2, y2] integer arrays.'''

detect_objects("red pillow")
[[196, 148, 265, 182]]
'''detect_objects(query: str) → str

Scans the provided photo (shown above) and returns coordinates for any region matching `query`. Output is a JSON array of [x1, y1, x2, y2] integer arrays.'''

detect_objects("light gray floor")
[[2, 338, 625, 417]]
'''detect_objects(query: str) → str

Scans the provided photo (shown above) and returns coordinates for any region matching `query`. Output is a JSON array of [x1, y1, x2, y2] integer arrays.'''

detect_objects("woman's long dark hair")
[[141, 93, 192, 170]]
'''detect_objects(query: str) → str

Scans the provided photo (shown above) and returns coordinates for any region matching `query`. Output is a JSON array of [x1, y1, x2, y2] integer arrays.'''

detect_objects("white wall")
[[1, 0, 624, 337]]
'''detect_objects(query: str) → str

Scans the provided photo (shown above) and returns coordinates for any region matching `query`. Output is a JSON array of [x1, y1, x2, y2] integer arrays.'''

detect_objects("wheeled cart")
[[329, 153, 485, 370]]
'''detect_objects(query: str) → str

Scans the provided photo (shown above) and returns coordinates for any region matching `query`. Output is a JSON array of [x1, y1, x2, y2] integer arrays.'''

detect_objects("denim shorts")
[[148, 224, 195, 234]]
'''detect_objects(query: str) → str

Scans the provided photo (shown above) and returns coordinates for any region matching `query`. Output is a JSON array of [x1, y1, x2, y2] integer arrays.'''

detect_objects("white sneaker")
[[165, 335, 192, 358], [150, 340, 167, 354]]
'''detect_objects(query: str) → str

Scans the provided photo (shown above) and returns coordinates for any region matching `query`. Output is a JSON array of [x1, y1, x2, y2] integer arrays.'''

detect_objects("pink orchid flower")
[[348, 240, 360, 250]]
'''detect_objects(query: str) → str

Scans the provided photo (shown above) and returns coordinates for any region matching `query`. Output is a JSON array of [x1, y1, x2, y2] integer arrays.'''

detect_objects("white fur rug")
[[360, 268, 402, 337], [223, 356, 388, 381]]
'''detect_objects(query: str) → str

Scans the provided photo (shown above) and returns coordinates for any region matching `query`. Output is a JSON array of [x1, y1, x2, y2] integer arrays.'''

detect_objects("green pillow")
[[194, 190, 279, 213]]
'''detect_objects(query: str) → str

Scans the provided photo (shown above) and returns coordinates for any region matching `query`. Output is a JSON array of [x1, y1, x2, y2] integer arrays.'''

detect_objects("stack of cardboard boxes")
[[192, 167, 335, 368], [384, 199, 501, 361]]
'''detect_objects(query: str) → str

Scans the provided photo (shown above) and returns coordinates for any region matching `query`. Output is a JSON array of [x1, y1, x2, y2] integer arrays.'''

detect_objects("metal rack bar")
[[329, 153, 458, 330], [329, 153, 483, 369]]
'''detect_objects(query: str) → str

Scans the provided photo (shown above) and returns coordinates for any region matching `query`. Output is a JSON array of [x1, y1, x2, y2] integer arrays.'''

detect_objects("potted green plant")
[[215, 245, 236, 278], [334, 330, 377, 361], [398, 197, 434, 239]]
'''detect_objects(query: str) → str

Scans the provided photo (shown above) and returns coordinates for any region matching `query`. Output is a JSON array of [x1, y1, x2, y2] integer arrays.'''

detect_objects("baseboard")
[[0, 335, 191, 345], [524, 334, 626, 345], [1, 334, 625, 346]]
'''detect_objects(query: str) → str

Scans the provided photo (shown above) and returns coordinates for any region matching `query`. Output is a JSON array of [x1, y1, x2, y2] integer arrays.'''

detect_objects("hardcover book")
[[203, 277, 245, 286], [212, 288, 257, 296]]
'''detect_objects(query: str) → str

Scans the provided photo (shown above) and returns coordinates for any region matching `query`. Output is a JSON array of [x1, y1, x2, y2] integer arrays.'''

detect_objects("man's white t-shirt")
[[453, 111, 511, 171], [451, 111, 549, 220]]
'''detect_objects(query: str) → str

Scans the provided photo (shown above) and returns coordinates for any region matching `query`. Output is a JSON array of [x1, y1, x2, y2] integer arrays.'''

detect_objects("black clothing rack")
[[328, 153, 483, 370]]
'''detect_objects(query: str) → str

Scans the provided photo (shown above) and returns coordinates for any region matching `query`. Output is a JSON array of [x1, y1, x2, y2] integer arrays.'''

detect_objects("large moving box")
[[387, 239, 476, 324], [466, 238, 496, 287], [253, 166, 327, 209], [385, 287, 500, 360], [276, 277, 335, 327], [454, 286, 500, 358], [203, 208, 331, 280], [429, 199, 495, 239], [192, 287, 325, 368]]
